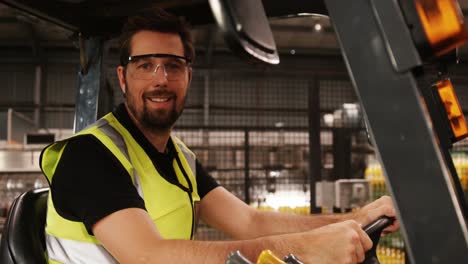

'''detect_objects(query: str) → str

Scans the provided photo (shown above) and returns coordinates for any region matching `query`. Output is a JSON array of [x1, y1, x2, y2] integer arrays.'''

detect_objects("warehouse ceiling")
[[0, 0, 468, 56], [0, 0, 332, 54]]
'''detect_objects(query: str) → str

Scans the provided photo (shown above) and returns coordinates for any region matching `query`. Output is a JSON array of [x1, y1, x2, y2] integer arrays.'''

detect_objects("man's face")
[[117, 30, 191, 131]]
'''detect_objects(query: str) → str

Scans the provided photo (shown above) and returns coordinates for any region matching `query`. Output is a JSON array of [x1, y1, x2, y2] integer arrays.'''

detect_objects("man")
[[40, 7, 399, 264]]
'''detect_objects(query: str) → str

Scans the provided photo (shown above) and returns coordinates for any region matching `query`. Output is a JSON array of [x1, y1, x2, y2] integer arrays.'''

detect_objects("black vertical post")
[[333, 128, 352, 180], [324, 0, 468, 262], [244, 129, 251, 204], [308, 78, 322, 213]]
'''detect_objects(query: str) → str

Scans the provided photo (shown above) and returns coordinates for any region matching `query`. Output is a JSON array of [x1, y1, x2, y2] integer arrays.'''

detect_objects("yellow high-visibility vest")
[[40, 112, 200, 264]]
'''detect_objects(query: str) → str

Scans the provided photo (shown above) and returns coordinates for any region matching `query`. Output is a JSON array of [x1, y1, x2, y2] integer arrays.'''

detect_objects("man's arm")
[[199, 187, 399, 240], [93, 207, 373, 263]]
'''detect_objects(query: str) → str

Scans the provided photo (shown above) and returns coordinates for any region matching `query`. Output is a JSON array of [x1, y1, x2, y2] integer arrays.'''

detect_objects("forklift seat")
[[0, 188, 48, 264]]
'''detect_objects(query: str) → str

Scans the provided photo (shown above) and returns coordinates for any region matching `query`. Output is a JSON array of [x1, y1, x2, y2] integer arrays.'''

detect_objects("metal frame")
[[308, 77, 322, 213], [332, 128, 351, 180], [73, 37, 104, 132], [324, 0, 468, 263], [419, 80, 468, 217]]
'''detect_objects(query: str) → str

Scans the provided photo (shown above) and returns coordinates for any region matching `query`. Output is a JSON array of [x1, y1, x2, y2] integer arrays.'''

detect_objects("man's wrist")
[[338, 210, 365, 225]]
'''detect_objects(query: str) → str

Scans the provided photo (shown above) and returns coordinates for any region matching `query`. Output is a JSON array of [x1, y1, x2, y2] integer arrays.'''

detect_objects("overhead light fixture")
[[314, 23, 323, 32]]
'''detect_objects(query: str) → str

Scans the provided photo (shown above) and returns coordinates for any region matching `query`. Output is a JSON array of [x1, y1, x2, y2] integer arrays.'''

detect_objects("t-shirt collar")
[[112, 103, 176, 158]]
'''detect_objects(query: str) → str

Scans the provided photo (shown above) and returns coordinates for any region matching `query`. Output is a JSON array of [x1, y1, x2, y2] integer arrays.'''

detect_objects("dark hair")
[[118, 7, 194, 66]]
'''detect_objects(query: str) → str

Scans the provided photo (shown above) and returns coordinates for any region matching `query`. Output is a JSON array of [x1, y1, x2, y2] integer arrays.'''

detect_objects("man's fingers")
[[358, 227, 373, 251], [354, 233, 365, 263], [345, 220, 372, 262], [383, 219, 400, 233], [356, 195, 399, 227]]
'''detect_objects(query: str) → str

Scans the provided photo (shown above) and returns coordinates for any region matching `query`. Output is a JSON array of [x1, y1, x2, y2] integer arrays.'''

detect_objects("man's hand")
[[286, 220, 373, 264], [352, 196, 400, 233]]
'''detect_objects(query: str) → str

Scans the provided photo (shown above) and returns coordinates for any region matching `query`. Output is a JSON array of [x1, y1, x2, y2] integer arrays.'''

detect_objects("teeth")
[[149, 97, 170, 102]]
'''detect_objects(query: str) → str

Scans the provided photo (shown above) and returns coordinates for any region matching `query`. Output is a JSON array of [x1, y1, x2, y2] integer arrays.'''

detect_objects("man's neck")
[[140, 128, 171, 153], [125, 105, 171, 153]]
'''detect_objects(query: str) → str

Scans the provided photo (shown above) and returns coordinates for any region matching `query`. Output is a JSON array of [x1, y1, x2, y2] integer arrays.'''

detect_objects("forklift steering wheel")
[[362, 216, 396, 264]]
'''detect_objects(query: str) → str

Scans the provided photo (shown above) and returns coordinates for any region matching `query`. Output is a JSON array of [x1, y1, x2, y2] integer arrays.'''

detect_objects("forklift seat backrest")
[[0, 188, 48, 264]]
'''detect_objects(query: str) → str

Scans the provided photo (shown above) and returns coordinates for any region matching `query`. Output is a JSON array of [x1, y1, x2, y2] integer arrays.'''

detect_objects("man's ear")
[[117, 66, 126, 95], [187, 67, 193, 87]]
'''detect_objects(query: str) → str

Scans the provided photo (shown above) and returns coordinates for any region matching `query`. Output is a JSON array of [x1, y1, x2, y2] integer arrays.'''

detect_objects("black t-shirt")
[[50, 104, 219, 234]]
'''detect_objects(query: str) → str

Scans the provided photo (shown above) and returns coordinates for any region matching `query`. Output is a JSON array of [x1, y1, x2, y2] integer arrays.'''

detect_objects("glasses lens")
[[163, 59, 187, 80], [129, 56, 187, 81]]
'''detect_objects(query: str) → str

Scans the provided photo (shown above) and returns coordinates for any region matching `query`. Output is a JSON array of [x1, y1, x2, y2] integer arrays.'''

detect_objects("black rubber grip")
[[362, 216, 396, 264], [363, 216, 395, 235]]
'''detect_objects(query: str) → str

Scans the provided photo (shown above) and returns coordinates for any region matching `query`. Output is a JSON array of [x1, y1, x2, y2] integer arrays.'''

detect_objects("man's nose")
[[152, 64, 168, 80]]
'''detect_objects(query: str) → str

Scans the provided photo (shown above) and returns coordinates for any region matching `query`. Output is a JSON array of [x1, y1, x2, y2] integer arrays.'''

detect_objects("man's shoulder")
[[67, 133, 101, 146], [63, 134, 109, 157], [53, 133, 120, 174]]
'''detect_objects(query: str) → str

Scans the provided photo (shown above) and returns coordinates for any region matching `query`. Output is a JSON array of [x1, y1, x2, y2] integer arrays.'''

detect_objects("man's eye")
[[138, 63, 153, 70], [165, 63, 183, 71]]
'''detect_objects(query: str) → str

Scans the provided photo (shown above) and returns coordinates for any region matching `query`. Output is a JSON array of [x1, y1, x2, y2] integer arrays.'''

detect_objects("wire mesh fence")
[[172, 68, 410, 263]]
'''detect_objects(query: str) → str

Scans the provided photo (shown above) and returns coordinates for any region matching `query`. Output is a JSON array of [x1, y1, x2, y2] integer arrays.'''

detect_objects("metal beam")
[[244, 129, 251, 204], [271, 24, 334, 34], [308, 77, 322, 213], [73, 36, 104, 132], [332, 128, 351, 180], [21, 20, 43, 127], [0, 0, 78, 32], [325, 0, 468, 263]]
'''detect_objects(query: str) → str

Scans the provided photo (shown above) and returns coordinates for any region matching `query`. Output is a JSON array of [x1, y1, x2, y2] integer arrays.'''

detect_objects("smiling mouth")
[[148, 97, 171, 103]]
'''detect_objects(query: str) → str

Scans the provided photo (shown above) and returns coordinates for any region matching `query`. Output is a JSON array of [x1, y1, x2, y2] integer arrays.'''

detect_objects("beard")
[[124, 79, 185, 132]]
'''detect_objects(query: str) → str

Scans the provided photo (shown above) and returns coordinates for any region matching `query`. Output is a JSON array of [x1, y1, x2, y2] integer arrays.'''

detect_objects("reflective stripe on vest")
[[47, 234, 117, 264], [97, 118, 144, 198], [174, 137, 196, 177]]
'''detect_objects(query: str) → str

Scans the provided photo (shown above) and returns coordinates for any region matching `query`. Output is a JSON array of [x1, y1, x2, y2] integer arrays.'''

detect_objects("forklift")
[[0, 0, 466, 263]]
